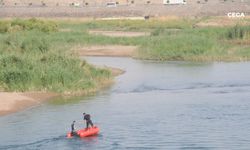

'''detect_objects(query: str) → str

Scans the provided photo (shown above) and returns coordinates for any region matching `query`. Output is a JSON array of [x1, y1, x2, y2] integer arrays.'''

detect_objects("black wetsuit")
[[71, 122, 77, 136], [84, 114, 94, 128], [71, 123, 75, 132]]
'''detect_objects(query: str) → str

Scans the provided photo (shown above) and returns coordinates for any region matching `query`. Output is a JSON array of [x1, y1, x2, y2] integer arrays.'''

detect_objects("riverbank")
[[75, 45, 137, 57], [0, 92, 57, 116], [0, 66, 123, 116], [1, 17, 250, 116], [59, 17, 250, 61], [0, 19, 123, 116]]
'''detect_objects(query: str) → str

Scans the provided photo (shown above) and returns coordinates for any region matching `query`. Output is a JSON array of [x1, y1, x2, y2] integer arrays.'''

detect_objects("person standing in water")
[[71, 121, 77, 136], [83, 113, 94, 129]]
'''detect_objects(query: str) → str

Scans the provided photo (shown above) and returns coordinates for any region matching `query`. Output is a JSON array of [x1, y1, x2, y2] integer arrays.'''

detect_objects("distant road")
[[0, 3, 250, 18]]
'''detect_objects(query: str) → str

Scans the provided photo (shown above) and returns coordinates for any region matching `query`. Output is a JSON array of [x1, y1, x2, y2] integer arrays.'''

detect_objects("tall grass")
[[226, 25, 250, 40], [2, 18, 249, 93], [58, 18, 194, 32], [2, 18, 250, 93], [55, 20, 250, 61], [0, 18, 58, 33], [0, 22, 111, 92], [136, 31, 220, 61], [58, 19, 250, 61]]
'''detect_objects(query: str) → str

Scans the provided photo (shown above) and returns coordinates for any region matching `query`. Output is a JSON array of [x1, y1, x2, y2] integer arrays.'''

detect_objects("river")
[[0, 57, 250, 149]]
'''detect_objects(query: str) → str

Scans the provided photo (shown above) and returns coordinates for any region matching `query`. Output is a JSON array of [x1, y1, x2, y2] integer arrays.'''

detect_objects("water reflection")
[[48, 95, 96, 105]]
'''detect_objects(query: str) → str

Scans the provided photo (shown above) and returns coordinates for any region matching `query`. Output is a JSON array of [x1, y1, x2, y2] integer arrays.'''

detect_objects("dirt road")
[[0, 2, 250, 18]]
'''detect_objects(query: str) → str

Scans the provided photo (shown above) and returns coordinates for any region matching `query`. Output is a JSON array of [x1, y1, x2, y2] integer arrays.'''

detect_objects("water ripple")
[[113, 83, 250, 94], [0, 135, 65, 150]]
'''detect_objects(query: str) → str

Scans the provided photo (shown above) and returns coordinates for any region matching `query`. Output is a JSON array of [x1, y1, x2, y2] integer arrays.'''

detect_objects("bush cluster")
[[0, 29, 110, 92], [227, 25, 250, 40], [0, 18, 58, 33]]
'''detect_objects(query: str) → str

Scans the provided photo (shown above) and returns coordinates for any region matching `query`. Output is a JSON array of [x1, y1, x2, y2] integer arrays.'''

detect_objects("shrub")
[[4, 32, 50, 53], [0, 21, 10, 33], [21, 36, 50, 53], [227, 25, 250, 40], [4, 34, 23, 50], [0, 18, 58, 33], [151, 28, 164, 36]]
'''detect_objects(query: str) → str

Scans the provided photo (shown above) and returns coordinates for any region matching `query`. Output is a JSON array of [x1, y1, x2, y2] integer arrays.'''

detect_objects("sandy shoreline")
[[0, 46, 128, 116], [0, 65, 125, 116], [88, 30, 150, 37], [0, 92, 58, 116], [75, 45, 137, 57]]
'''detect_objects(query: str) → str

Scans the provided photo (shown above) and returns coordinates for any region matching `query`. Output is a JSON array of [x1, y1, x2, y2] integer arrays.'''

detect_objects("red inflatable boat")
[[67, 126, 100, 138]]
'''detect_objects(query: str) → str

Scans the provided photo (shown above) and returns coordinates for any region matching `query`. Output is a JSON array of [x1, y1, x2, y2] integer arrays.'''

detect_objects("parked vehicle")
[[106, 2, 117, 7], [163, 0, 186, 5]]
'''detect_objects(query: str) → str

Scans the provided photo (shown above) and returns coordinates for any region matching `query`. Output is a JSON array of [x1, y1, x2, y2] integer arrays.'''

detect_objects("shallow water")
[[1, 57, 250, 149]]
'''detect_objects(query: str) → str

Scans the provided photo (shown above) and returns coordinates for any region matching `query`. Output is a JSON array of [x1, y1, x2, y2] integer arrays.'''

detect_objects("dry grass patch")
[[74, 45, 137, 57], [88, 30, 150, 37], [195, 17, 250, 27]]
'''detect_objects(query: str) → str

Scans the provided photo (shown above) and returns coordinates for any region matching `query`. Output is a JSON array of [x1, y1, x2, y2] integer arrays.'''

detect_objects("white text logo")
[[227, 12, 245, 18]]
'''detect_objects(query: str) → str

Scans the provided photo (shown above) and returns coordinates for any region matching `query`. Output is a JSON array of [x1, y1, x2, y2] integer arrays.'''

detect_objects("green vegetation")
[[0, 18, 58, 33], [82, 19, 194, 31], [57, 18, 250, 61], [226, 25, 250, 40], [136, 27, 228, 61], [1, 17, 250, 92], [136, 25, 250, 61], [0, 19, 111, 92]]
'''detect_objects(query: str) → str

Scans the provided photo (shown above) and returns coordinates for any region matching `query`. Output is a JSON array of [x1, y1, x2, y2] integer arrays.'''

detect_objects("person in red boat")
[[83, 113, 94, 129]]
